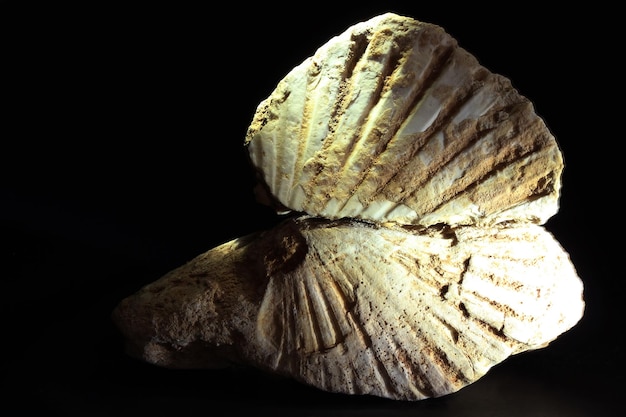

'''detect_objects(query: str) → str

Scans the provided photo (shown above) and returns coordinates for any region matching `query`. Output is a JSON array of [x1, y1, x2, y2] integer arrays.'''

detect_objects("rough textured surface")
[[112, 12, 584, 401], [112, 217, 584, 400], [245, 13, 562, 227]]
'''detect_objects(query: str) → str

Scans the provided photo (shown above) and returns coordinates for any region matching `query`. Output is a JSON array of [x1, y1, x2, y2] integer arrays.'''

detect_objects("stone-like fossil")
[[112, 13, 584, 401], [245, 13, 561, 228]]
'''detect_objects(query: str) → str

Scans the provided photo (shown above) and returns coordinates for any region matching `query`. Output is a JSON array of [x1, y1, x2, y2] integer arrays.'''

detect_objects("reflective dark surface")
[[1, 1, 620, 415]]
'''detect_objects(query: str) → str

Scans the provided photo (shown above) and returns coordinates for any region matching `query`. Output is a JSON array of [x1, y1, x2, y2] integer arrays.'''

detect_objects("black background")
[[1, 1, 620, 416]]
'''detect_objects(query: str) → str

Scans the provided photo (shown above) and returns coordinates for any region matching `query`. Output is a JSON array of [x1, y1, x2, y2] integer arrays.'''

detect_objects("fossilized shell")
[[112, 12, 584, 401], [112, 216, 584, 400], [245, 13, 562, 227]]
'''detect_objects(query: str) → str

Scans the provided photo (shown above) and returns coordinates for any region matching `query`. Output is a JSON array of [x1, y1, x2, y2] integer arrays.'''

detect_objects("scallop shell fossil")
[[112, 13, 584, 401], [245, 13, 561, 227]]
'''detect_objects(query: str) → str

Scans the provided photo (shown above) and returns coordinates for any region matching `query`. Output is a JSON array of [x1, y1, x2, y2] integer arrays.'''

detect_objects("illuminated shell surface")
[[112, 13, 584, 401], [245, 12, 562, 227], [113, 216, 583, 400]]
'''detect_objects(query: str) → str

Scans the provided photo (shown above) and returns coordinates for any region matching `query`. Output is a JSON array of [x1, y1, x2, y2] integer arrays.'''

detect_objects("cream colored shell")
[[112, 217, 584, 400], [245, 13, 562, 227], [112, 12, 584, 401]]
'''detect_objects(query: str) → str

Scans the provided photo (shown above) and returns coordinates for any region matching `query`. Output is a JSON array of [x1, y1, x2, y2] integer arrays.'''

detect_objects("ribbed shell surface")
[[112, 12, 584, 402], [245, 13, 563, 227]]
